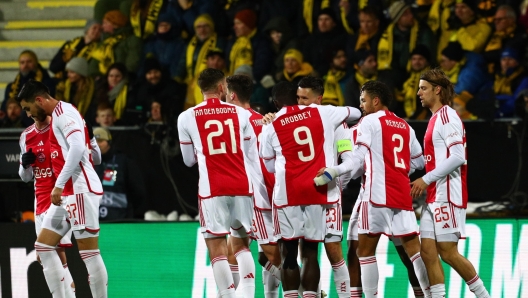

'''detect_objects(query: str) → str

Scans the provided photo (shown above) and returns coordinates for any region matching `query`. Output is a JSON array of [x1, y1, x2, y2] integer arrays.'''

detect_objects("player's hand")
[[314, 167, 338, 186], [21, 148, 36, 169], [262, 113, 276, 125], [410, 178, 428, 198], [51, 187, 63, 206]]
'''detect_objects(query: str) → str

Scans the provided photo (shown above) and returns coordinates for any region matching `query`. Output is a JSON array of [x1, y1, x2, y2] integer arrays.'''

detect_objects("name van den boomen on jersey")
[[280, 111, 312, 126], [194, 107, 237, 116]]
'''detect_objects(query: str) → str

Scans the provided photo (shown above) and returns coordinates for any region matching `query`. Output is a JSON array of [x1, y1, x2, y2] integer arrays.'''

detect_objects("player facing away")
[[296, 76, 352, 298], [17, 80, 107, 298], [411, 69, 491, 298], [177, 68, 256, 298], [225, 74, 281, 298], [259, 81, 361, 298], [315, 81, 431, 298]]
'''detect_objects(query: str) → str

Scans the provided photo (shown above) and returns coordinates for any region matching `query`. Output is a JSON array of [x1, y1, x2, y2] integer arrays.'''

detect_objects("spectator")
[[322, 47, 353, 106], [55, 57, 95, 117], [93, 0, 131, 23], [427, 0, 457, 61], [483, 5, 526, 74], [258, 0, 304, 34], [205, 48, 227, 72], [0, 98, 23, 128], [49, 20, 102, 79], [166, 0, 215, 38], [520, 0, 528, 31], [346, 7, 382, 68], [494, 48, 528, 117], [300, 0, 356, 37], [449, 0, 492, 53], [345, 49, 378, 108], [302, 8, 347, 76], [440, 41, 492, 119], [143, 9, 185, 78], [93, 63, 130, 123], [227, 9, 273, 82], [89, 10, 143, 76], [95, 103, 117, 127], [93, 127, 147, 220], [148, 100, 166, 123], [129, 0, 166, 39], [396, 44, 432, 119], [378, 1, 436, 88], [262, 17, 302, 75], [275, 49, 317, 86]]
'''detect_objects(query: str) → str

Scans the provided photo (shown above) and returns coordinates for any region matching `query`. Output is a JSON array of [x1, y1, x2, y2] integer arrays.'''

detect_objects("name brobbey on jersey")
[[33, 167, 53, 179]]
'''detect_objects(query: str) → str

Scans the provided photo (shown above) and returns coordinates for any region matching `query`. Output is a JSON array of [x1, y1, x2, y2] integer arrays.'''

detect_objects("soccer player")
[[411, 69, 491, 298], [259, 81, 361, 298], [178, 68, 256, 298], [316, 80, 430, 298], [225, 74, 281, 298], [17, 80, 107, 298]]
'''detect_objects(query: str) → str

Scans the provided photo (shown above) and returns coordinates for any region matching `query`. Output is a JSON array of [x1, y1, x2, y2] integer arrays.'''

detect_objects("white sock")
[[410, 253, 431, 297], [466, 275, 490, 298], [430, 284, 445, 298], [350, 287, 363, 297], [262, 269, 279, 298], [264, 261, 281, 280], [331, 259, 350, 297], [284, 290, 299, 297], [229, 264, 240, 288], [234, 248, 255, 298], [211, 256, 236, 298], [80, 249, 108, 298], [303, 290, 317, 298], [359, 256, 378, 297], [316, 279, 321, 298], [413, 286, 425, 298], [62, 263, 75, 298], [35, 242, 65, 298]]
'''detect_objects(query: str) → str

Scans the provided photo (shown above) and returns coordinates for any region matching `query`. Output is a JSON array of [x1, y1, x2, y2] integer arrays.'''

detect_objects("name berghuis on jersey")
[[193, 107, 236, 116], [279, 110, 312, 126]]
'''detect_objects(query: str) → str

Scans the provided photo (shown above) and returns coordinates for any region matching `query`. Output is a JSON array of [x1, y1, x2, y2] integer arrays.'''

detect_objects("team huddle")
[[178, 68, 491, 298]]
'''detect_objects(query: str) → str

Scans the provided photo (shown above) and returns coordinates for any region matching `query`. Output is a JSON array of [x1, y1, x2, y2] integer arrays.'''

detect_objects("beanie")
[[84, 19, 100, 33], [104, 10, 128, 28], [234, 64, 254, 81], [441, 42, 465, 62], [65, 57, 89, 77], [194, 13, 215, 31], [456, 0, 478, 13], [235, 9, 257, 30], [144, 57, 162, 73], [318, 7, 338, 23], [410, 44, 431, 62], [354, 49, 375, 66], [501, 47, 520, 61], [284, 48, 304, 64], [388, 1, 410, 23], [93, 127, 112, 141]]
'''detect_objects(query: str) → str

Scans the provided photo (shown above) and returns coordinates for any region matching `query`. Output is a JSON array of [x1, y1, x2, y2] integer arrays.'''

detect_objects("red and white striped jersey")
[[49, 102, 102, 196], [424, 105, 468, 208], [355, 110, 422, 210], [18, 123, 54, 215], [178, 98, 255, 199], [248, 109, 275, 210], [260, 104, 353, 207]]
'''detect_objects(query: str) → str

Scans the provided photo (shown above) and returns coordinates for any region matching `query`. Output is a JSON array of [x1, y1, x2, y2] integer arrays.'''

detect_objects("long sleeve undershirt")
[[55, 131, 85, 188], [423, 143, 465, 185]]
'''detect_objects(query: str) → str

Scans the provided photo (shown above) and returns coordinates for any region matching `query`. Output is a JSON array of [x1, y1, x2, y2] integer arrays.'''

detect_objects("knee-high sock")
[[35, 242, 65, 298], [211, 256, 236, 298], [234, 248, 255, 298], [264, 261, 281, 280], [62, 263, 75, 298], [359, 256, 378, 298], [410, 253, 431, 297], [80, 250, 108, 298], [430, 284, 445, 298], [229, 264, 240, 288], [466, 275, 490, 298], [413, 286, 425, 298], [331, 259, 350, 298], [350, 287, 363, 297], [262, 269, 279, 298]]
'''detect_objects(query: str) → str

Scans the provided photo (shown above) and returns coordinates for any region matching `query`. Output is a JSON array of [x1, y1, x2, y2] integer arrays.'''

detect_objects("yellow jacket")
[[450, 18, 492, 53]]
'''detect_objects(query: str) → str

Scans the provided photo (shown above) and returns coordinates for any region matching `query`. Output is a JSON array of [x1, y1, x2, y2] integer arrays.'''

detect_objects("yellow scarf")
[[229, 29, 256, 75], [185, 33, 218, 82], [377, 22, 419, 71], [90, 34, 125, 75], [113, 85, 128, 119], [130, 0, 163, 39], [303, 0, 354, 34], [494, 67, 524, 95], [322, 70, 346, 106], [55, 37, 98, 79], [8, 68, 43, 101], [355, 31, 376, 51], [444, 59, 464, 85], [354, 71, 376, 87], [485, 25, 516, 52], [401, 68, 429, 117], [428, 0, 454, 33], [61, 77, 95, 116], [283, 63, 314, 82]]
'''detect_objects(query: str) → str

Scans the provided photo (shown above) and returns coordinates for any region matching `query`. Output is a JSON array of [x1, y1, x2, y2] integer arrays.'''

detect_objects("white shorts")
[[325, 203, 343, 243], [251, 207, 276, 245], [198, 196, 253, 239], [65, 192, 101, 233], [347, 199, 361, 241], [357, 201, 419, 237], [420, 202, 467, 242], [273, 204, 329, 242], [36, 202, 72, 247]]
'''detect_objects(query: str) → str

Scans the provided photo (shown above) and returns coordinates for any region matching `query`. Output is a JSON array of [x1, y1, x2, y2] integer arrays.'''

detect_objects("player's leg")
[[254, 207, 282, 280], [56, 248, 75, 298], [323, 203, 349, 298], [347, 199, 362, 298], [302, 204, 328, 297], [419, 203, 446, 298], [393, 240, 425, 298], [258, 244, 281, 298], [226, 237, 240, 288]]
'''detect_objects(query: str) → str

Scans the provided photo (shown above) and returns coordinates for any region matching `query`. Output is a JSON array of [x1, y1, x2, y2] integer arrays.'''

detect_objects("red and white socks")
[[430, 284, 446, 298], [234, 248, 255, 298], [62, 263, 76, 298], [262, 268, 280, 298], [264, 261, 282, 281], [359, 256, 379, 297], [466, 275, 490, 298], [212, 256, 236, 297], [229, 264, 240, 288], [331, 259, 350, 298], [410, 253, 431, 298], [35, 242, 65, 297], [413, 286, 425, 298], [80, 249, 108, 298], [350, 287, 363, 298]]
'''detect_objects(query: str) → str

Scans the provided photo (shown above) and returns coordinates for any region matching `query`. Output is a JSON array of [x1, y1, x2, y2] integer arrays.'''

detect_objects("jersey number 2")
[[392, 134, 405, 169], [205, 119, 237, 155]]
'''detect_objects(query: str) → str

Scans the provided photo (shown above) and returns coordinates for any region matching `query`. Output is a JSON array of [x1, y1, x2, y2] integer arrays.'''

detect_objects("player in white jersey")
[[178, 69, 256, 298], [411, 69, 491, 298], [17, 80, 107, 298], [225, 74, 281, 298], [316, 81, 431, 298]]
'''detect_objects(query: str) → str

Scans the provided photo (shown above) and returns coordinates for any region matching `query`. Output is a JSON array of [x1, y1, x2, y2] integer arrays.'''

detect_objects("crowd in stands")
[[1, 0, 528, 128]]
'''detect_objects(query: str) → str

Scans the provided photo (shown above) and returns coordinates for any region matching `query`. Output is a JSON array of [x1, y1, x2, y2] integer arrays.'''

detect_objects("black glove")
[[85, 120, 94, 139], [21, 148, 36, 169]]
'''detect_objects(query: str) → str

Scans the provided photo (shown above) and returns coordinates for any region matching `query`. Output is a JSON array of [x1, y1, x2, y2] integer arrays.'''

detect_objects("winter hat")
[[84, 19, 100, 33], [206, 48, 225, 60], [235, 9, 257, 30], [93, 127, 112, 141], [410, 44, 431, 62], [501, 47, 520, 61], [441, 42, 465, 62], [234, 64, 254, 81], [456, 0, 478, 13], [66, 57, 88, 77], [144, 57, 162, 73], [318, 8, 338, 23], [354, 49, 376, 66], [388, 1, 410, 23], [104, 10, 128, 28], [283, 49, 304, 64], [194, 13, 215, 31]]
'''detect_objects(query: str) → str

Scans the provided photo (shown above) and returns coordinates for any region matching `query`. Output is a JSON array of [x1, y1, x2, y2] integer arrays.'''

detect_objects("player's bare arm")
[[261, 112, 276, 124], [410, 178, 428, 198]]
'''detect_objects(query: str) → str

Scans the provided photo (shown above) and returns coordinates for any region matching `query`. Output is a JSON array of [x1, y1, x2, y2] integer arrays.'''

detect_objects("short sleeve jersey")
[[260, 104, 352, 207], [424, 105, 468, 208], [177, 98, 255, 199], [49, 102, 103, 196], [355, 110, 421, 210], [19, 124, 54, 215], [248, 109, 275, 210]]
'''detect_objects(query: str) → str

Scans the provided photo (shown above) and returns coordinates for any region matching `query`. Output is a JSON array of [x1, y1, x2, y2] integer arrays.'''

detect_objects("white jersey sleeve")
[[54, 111, 86, 189], [178, 111, 198, 167], [90, 137, 102, 165], [259, 123, 276, 173], [409, 127, 424, 171]]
